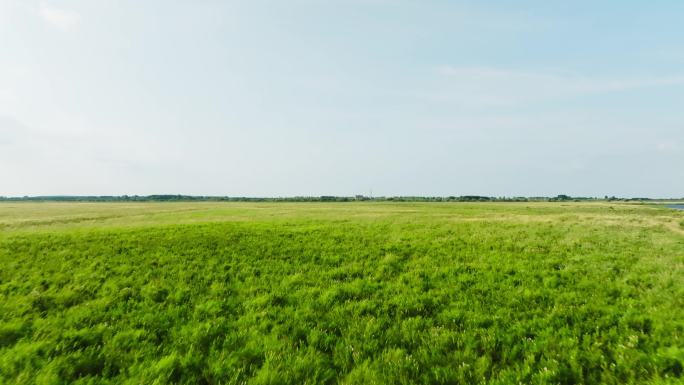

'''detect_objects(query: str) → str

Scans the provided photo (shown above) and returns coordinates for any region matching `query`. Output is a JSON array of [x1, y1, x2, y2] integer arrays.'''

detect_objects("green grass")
[[1, 202, 683, 384]]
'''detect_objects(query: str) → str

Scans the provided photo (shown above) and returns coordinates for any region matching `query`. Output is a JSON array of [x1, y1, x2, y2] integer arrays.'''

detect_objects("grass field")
[[1, 202, 683, 384]]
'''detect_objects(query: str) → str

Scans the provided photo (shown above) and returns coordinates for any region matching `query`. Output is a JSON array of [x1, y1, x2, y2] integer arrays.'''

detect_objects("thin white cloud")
[[0, 87, 16, 105], [0, 114, 186, 196], [39, 2, 80, 30], [0, 116, 29, 146], [656, 142, 680, 153], [435, 66, 684, 106]]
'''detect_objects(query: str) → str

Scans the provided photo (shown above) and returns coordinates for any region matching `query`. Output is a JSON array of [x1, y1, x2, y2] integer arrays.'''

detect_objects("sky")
[[1, 0, 683, 198]]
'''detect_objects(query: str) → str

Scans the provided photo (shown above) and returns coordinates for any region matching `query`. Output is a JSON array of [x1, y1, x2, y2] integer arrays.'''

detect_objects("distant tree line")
[[0, 194, 674, 202]]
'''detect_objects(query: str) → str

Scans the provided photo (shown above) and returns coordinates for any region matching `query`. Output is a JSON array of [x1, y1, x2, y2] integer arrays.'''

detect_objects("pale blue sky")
[[1, 0, 683, 197]]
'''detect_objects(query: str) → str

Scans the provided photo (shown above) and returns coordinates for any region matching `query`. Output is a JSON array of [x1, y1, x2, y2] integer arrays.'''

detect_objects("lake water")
[[666, 204, 684, 210]]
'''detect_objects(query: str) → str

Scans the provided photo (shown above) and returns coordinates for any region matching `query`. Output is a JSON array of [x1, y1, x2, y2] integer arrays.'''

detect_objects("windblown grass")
[[0, 202, 682, 384]]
